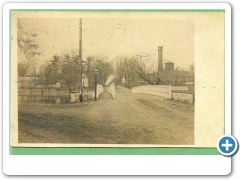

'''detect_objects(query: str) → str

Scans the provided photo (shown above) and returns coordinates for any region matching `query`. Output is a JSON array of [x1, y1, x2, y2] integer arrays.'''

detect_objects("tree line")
[[115, 56, 170, 88], [17, 20, 194, 92], [18, 54, 114, 93], [17, 21, 114, 93]]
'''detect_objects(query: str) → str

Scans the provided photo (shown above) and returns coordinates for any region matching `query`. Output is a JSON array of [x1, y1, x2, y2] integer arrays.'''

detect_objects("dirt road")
[[18, 86, 194, 145]]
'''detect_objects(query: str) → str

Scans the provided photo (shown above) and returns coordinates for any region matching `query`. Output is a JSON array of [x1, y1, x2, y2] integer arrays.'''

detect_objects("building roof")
[[147, 70, 193, 79], [166, 70, 193, 77], [165, 61, 174, 64]]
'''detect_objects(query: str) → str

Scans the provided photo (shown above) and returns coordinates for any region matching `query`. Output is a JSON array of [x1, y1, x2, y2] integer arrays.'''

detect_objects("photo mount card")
[[2, 2, 233, 175]]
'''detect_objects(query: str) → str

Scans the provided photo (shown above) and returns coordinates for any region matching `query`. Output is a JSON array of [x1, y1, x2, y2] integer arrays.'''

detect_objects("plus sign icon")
[[217, 135, 238, 156]]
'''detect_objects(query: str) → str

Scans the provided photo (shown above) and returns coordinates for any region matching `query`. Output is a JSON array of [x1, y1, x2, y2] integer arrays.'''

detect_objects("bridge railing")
[[109, 83, 116, 98], [96, 84, 103, 98], [132, 85, 172, 99], [132, 85, 192, 103]]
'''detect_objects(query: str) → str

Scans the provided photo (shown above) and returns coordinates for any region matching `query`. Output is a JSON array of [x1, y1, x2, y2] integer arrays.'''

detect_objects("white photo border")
[[3, 2, 231, 175]]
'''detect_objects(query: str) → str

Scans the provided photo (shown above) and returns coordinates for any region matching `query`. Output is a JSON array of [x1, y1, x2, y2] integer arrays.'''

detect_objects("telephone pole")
[[79, 18, 83, 102], [136, 54, 147, 64], [136, 54, 147, 85]]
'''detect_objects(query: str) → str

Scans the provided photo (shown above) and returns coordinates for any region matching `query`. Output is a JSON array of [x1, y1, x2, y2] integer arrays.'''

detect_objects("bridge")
[[97, 83, 115, 99]]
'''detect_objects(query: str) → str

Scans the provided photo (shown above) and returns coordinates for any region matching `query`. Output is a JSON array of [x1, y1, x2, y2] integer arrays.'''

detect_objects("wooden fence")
[[132, 85, 194, 104], [18, 95, 71, 104]]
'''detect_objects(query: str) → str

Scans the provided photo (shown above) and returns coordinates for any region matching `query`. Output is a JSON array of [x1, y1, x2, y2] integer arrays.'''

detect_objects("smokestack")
[[158, 46, 163, 71]]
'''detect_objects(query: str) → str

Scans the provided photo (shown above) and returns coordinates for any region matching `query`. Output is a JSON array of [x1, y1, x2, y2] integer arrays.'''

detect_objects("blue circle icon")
[[217, 135, 238, 156]]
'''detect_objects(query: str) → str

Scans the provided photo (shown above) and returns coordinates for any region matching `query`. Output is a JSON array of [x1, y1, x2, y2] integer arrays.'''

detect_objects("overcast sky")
[[19, 17, 194, 70]]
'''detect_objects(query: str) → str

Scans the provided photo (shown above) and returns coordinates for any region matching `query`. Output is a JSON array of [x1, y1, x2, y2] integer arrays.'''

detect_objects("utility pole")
[[136, 54, 147, 65], [136, 54, 147, 85], [79, 18, 83, 102]]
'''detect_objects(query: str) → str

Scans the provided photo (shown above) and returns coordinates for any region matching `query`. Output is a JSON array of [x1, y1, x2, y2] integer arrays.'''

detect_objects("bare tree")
[[115, 56, 139, 88], [17, 19, 42, 61], [17, 60, 37, 77], [60, 54, 81, 92], [116, 56, 169, 87], [137, 61, 169, 85], [86, 56, 114, 87], [18, 62, 29, 77]]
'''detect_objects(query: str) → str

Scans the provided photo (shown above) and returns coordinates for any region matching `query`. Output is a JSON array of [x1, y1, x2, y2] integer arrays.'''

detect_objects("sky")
[[18, 17, 194, 71]]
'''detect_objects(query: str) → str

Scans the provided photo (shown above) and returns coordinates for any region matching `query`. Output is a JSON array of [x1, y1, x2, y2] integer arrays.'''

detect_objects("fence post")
[[169, 84, 172, 99]]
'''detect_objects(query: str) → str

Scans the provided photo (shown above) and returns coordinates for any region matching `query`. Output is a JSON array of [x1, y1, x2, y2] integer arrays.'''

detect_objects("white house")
[[55, 81, 61, 88]]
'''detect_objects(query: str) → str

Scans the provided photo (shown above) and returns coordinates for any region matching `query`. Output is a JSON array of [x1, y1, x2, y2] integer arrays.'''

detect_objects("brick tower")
[[158, 46, 163, 71]]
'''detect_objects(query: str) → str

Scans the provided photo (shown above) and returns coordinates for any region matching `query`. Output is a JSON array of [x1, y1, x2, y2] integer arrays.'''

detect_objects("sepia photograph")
[[10, 10, 225, 147]]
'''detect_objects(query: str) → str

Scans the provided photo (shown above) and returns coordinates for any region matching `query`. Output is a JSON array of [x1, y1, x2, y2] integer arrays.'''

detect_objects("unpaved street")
[[18, 86, 194, 145]]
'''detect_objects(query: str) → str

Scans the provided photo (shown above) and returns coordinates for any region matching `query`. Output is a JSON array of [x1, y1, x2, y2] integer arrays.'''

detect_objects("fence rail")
[[171, 91, 194, 104], [132, 85, 172, 99], [18, 95, 71, 104], [132, 85, 194, 104]]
